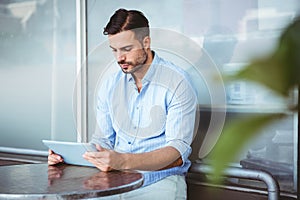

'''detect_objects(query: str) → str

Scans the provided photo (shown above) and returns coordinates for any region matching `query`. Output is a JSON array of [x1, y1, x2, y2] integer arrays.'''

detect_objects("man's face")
[[108, 30, 147, 74]]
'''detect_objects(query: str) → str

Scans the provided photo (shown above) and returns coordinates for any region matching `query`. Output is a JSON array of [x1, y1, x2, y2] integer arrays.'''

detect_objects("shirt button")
[[128, 141, 131, 144]]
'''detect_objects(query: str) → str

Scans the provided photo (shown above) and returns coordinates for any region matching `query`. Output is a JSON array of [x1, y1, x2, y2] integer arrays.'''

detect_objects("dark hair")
[[103, 9, 150, 42]]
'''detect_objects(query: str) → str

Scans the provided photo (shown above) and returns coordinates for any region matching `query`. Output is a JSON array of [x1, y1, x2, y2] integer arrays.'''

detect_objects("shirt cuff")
[[167, 140, 191, 165], [90, 138, 113, 150]]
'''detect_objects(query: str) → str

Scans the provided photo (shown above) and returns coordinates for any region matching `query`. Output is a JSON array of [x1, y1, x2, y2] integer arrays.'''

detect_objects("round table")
[[0, 163, 143, 199]]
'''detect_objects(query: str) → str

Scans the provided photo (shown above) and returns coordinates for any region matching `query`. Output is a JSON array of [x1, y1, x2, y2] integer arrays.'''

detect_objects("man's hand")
[[48, 149, 64, 165], [83, 145, 182, 172], [83, 144, 123, 171]]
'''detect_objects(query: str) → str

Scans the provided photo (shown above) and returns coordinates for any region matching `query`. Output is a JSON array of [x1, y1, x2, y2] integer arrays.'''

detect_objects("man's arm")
[[83, 145, 181, 171]]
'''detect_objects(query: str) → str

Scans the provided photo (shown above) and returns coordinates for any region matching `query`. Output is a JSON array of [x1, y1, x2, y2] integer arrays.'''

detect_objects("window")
[[0, 0, 77, 150]]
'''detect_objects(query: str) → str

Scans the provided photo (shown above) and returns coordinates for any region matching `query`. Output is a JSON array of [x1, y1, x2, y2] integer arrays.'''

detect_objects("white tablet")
[[42, 140, 97, 167]]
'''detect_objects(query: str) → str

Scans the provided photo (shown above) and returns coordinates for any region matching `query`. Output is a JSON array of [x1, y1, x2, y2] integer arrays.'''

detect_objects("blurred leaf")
[[206, 17, 300, 185], [229, 17, 300, 97], [207, 113, 284, 182]]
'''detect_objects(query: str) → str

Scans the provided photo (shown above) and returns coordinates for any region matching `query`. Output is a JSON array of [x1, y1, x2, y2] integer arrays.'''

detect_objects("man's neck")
[[132, 50, 153, 90]]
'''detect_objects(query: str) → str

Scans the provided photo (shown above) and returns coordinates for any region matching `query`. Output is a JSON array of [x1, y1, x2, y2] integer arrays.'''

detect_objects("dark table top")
[[0, 163, 143, 199]]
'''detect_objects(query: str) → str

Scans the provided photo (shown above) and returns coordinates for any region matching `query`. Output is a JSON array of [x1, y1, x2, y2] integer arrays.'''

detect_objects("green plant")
[[208, 17, 300, 181]]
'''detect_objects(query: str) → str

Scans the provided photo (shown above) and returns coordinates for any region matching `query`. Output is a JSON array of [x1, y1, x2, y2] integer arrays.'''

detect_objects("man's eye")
[[123, 47, 132, 52], [112, 49, 117, 52]]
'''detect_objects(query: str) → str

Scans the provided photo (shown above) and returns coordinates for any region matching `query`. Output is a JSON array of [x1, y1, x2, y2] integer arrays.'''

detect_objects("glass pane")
[[0, 0, 77, 150]]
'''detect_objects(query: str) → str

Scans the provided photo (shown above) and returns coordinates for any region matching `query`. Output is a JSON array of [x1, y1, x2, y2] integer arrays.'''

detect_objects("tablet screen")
[[42, 140, 97, 167]]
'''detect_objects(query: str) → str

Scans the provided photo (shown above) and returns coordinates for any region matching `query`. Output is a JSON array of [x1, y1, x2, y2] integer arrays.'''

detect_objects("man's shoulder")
[[155, 55, 189, 81], [98, 70, 125, 92], [104, 69, 125, 83], [154, 53, 197, 97]]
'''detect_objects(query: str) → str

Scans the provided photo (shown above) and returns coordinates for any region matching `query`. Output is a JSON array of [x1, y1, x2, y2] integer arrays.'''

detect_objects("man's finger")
[[95, 144, 105, 151]]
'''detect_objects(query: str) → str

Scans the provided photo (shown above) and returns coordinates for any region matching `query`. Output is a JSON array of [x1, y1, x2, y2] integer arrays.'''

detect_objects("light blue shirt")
[[91, 52, 197, 186]]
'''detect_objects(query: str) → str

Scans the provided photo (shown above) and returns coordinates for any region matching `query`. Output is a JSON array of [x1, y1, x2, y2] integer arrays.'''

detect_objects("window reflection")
[[0, 0, 77, 150]]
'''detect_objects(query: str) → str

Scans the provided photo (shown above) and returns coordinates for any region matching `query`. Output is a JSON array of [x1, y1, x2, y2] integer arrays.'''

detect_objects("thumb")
[[95, 144, 105, 151], [48, 149, 54, 155]]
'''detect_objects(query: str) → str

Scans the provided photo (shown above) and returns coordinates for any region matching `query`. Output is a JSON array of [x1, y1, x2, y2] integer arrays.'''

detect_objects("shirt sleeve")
[[90, 80, 115, 150], [165, 78, 197, 165]]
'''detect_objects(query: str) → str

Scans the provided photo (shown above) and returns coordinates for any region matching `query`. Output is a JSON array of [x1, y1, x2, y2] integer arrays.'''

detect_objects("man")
[[48, 8, 197, 199]]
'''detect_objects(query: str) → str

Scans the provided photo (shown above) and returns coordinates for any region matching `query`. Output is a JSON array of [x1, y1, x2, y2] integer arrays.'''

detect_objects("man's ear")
[[143, 36, 151, 49]]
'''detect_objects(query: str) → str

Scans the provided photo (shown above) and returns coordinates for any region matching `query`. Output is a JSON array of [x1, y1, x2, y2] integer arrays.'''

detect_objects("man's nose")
[[117, 52, 126, 62]]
